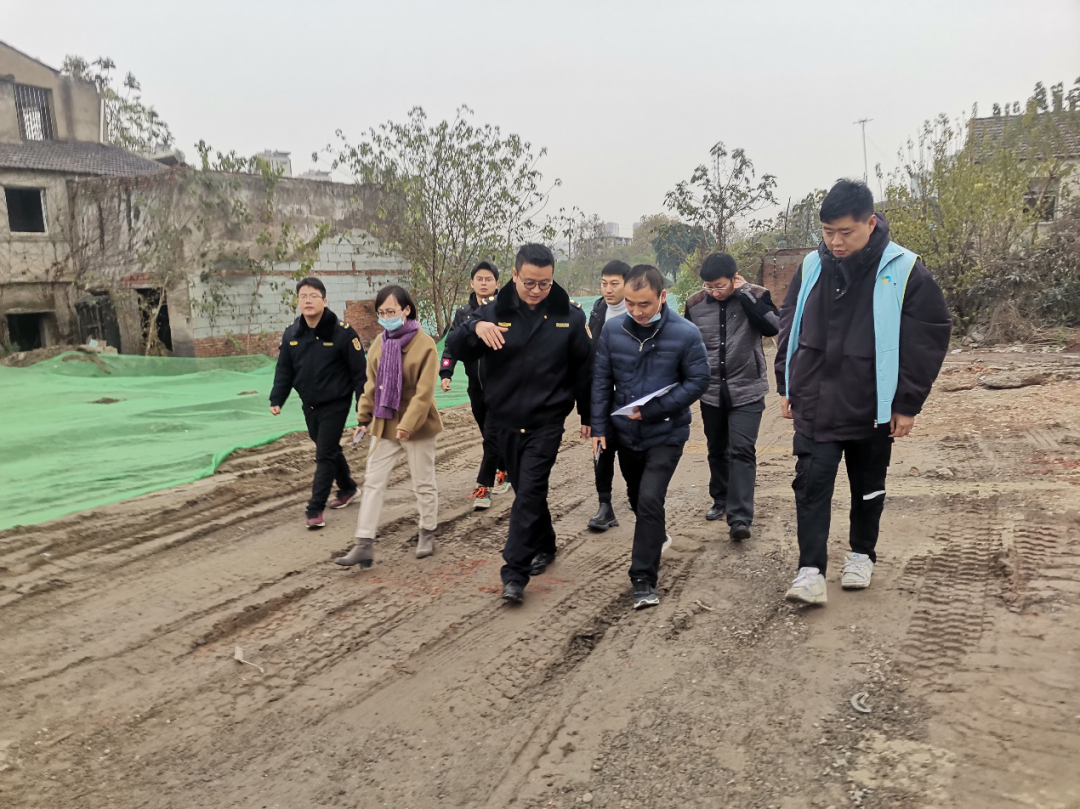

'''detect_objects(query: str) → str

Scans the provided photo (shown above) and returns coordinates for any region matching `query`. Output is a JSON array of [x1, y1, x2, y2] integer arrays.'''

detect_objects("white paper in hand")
[[612, 383, 677, 417]]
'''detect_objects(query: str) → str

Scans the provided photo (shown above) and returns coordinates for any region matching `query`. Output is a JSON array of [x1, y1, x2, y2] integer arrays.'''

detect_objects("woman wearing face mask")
[[335, 285, 442, 567]]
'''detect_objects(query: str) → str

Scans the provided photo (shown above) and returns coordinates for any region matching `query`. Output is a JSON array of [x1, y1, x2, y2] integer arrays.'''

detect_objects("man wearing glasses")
[[270, 277, 368, 530], [683, 253, 779, 540], [447, 244, 593, 604]]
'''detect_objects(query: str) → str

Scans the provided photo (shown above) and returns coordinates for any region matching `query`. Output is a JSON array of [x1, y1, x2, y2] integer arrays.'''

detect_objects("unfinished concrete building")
[[1, 39, 407, 357]]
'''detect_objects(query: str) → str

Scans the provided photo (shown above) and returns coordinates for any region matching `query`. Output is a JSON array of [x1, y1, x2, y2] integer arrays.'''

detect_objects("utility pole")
[[854, 118, 872, 184]]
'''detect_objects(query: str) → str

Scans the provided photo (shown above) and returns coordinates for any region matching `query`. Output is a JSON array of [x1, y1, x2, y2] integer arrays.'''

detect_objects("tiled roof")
[[968, 113, 1080, 160], [0, 141, 168, 176]]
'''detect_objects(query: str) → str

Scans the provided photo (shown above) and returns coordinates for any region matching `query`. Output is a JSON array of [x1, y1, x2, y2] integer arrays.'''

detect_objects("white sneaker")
[[785, 567, 827, 604], [841, 553, 874, 590], [661, 534, 672, 555]]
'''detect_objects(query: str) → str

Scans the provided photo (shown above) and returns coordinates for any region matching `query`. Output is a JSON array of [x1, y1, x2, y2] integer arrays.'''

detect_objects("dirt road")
[[2, 352, 1079, 809]]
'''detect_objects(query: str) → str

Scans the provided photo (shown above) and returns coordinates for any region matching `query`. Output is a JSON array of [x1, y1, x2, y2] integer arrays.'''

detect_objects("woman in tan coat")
[[335, 285, 442, 567]]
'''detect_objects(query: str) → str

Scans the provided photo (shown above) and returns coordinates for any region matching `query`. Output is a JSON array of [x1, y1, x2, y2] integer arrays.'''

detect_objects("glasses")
[[702, 283, 730, 293], [376, 309, 402, 318], [519, 279, 553, 291], [298, 294, 323, 301]]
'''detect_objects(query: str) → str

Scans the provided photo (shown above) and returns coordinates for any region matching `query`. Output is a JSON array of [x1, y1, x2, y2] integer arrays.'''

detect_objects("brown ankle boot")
[[416, 528, 436, 559], [335, 537, 374, 568]]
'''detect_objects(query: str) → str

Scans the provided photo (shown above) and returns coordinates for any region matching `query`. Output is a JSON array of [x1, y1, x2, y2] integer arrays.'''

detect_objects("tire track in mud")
[[897, 493, 1004, 687]]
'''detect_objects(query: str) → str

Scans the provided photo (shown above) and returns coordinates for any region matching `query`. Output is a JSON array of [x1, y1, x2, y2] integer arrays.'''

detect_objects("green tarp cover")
[[0, 297, 610, 530]]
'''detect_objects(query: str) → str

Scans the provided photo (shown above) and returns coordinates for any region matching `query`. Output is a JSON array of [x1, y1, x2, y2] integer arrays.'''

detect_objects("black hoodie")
[[774, 213, 952, 442]]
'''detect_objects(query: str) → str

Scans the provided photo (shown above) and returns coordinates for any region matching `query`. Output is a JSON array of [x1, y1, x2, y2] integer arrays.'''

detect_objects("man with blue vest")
[[776, 180, 951, 605]]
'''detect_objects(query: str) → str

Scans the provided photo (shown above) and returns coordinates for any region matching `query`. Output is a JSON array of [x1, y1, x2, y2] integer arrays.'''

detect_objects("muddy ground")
[[2, 350, 1079, 809]]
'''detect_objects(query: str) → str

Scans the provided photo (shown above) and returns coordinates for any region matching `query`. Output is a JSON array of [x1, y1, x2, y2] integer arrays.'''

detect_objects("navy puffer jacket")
[[591, 305, 710, 451]]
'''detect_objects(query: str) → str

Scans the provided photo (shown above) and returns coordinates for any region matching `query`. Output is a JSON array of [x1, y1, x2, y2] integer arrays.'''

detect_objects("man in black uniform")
[[447, 244, 593, 603], [439, 261, 508, 509], [270, 277, 367, 530], [586, 260, 632, 531]]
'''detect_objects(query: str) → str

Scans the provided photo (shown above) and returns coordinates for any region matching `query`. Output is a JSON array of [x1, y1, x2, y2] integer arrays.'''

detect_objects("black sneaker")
[[588, 502, 619, 531], [730, 522, 752, 541], [529, 551, 556, 577], [501, 581, 525, 603], [705, 503, 726, 521], [631, 579, 659, 610]]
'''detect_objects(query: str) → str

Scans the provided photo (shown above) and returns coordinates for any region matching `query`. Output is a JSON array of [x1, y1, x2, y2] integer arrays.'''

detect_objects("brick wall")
[[344, 298, 380, 345], [193, 332, 280, 358], [758, 248, 812, 305]]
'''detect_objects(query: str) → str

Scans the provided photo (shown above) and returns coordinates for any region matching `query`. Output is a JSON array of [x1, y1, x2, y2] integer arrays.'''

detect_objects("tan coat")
[[357, 328, 443, 441]]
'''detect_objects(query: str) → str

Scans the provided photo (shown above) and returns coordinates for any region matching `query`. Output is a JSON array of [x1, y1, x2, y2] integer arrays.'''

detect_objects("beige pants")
[[354, 435, 438, 539]]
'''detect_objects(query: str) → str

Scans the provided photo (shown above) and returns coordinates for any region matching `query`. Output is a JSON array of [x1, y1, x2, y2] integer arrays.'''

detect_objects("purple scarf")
[[374, 319, 420, 420]]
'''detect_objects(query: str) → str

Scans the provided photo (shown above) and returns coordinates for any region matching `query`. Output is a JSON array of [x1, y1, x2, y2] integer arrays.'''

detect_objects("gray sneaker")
[[631, 579, 660, 609]]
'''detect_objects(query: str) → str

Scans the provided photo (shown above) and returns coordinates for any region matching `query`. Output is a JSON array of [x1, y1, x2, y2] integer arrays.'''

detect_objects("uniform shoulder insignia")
[[570, 299, 582, 309], [340, 321, 345, 326]]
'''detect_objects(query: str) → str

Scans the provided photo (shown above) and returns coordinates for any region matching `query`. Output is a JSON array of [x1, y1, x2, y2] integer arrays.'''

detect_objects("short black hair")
[[514, 243, 556, 272], [296, 277, 326, 297], [625, 264, 665, 296], [699, 253, 738, 282], [471, 261, 499, 281], [819, 179, 875, 223], [374, 284, 419, 321], [600, 260, 630, 279]]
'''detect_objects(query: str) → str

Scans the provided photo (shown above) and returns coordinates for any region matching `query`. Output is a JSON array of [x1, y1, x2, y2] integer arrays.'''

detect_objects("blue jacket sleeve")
[[639, 327, 711, 423], [590, 327, 615, 437]]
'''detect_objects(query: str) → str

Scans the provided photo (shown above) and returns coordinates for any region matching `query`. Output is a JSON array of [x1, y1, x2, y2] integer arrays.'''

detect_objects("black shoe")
[[588, 502, 619, 531], [529, 551, 556, 577], [501, 581, 525, 603], [730, 522, 752, 541], [631, 579, 660, 609], [705, 503, 726, 521]]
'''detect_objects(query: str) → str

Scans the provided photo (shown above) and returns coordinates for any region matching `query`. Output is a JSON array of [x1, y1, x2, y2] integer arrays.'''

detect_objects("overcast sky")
[[7, 0, 1079, 233]]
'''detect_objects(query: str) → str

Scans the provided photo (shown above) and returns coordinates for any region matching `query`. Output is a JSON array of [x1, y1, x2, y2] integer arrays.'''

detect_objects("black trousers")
[[700, 398, 765, 526], [620, 443, 684, 587], [792, 430, 893, 574], [468, 378, 503, 488], [494, 423, 564, 586], [303, 397, 356, 517], [594, 429, 630, 503]]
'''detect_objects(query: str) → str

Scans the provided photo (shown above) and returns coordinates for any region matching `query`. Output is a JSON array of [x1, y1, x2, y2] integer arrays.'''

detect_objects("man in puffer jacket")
[[591, 265, 710, 610]]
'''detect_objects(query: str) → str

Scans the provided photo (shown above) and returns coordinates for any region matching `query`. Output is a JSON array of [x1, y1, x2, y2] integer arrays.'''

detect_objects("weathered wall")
[[0, 43, 102, 143], [187, 230, 407, 357], [68, 171, 408, 356], [758, 247, 812, 305], [0, 168, 78, 346]]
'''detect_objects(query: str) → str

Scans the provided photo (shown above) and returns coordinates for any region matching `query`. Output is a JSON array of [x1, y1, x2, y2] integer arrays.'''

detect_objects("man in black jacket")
[[776, 180, 951, 605], [586, 259, 632, 531], [270, 277, 367, 530], [447, 244, 593, 604], [439, 261, 507, 509], [592, 265, 710, 609], [684, 253, 779, 540]]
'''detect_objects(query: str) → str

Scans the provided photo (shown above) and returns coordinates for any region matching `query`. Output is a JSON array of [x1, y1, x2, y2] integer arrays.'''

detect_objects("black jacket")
[[447, 281, 593, 430], [775, 214, 952, 442], [591, 305, 711, 451], [269, 308, 367, 408], [439, 292, 492, 382], [588, 297, 607, 345]]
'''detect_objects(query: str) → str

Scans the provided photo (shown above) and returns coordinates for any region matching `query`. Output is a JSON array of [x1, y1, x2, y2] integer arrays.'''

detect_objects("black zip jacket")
[[774, 214, 952, 442], [447, 281, 593, 430], [588, 297, 607, 345], [439, 292, 492, 381], [269, 308, 367, 408]]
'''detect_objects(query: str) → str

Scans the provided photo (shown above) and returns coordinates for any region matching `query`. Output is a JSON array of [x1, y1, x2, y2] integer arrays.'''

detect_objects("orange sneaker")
[[469, 485, 492, 510], [491, 470, 511, 495]]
